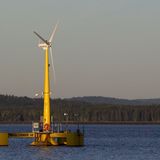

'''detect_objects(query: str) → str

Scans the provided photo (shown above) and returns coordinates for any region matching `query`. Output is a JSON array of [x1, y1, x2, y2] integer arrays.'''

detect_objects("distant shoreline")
[[1, 95, 160, 124], [1, 121, 160, 125]]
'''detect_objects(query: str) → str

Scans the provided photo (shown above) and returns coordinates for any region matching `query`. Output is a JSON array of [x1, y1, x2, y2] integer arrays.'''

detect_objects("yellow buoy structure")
[[0, 23, 84, 146], [31, 23, 84, 146]]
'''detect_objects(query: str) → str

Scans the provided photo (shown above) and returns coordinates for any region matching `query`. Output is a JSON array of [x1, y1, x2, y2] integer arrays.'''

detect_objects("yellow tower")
[[33, 24, 58, 131], [43, 47, 51, 131]]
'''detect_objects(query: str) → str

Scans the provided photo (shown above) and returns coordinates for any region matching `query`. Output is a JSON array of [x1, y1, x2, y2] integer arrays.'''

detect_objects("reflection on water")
[[0, 124, 160, 160]]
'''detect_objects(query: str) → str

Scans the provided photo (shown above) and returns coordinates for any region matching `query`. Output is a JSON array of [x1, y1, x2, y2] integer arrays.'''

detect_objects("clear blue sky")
[[0, 0, 160, 99]]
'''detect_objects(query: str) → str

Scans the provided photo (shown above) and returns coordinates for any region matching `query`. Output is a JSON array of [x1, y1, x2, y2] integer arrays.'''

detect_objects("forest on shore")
[[1, 94, 160, 124]]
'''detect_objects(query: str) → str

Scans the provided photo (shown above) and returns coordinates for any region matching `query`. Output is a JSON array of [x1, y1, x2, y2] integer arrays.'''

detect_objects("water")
[[0, 124, 160, 160]]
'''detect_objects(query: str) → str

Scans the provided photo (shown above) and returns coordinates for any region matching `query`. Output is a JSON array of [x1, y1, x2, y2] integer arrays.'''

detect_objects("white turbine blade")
[[34, 31, 48, 44], [49, 22, 58, 43], [49, 47, 56, 84]]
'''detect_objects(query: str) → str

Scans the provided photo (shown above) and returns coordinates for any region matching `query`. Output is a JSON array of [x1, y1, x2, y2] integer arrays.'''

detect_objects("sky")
[[0, 0, 160, 99]]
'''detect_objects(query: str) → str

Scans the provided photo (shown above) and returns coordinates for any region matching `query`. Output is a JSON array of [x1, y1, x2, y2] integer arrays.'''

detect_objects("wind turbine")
[[0, 23, 84, 147], [33, 23, 58, 131]]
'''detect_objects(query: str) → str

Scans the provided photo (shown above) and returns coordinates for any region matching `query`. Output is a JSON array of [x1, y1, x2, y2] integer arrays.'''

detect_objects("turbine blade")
[[49, 47, 56, 84], [33, 31, 48, 44], [49, 22, 58, 43]]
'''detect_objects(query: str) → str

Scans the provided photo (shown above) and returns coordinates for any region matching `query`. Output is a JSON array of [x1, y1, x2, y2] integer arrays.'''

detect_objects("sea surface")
[[0, 124, 160, 160]]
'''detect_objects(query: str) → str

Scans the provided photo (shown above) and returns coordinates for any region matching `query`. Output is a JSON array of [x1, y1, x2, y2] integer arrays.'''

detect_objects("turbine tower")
[[34, 23, 58, 131]]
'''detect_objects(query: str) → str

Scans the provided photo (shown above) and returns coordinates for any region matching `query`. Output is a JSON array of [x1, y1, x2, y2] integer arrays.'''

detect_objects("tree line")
[[0, 94, 160, 123]]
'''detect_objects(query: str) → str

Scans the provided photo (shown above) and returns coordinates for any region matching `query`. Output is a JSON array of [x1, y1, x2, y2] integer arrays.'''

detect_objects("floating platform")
[[0, 130, 84, 146]]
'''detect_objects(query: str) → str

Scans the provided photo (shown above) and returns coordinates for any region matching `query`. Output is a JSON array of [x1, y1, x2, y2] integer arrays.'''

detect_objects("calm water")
[[0, 124, 160, 160]]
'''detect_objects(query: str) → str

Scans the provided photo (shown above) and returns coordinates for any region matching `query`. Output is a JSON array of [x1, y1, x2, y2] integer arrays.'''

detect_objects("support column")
[[43, 47, 51, 131]]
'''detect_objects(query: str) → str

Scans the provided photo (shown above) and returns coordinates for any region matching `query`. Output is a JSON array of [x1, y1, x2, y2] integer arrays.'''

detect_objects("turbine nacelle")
[[38, 43, 51, 50]]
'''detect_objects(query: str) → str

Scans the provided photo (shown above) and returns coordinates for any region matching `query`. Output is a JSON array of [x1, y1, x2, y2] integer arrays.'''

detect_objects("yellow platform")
[[7, 131, 84, 146], [30, 131, 84, 146]]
